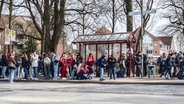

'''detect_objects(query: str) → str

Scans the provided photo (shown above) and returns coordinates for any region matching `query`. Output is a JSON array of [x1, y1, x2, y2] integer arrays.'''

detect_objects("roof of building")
[[157, 36, 173, 46], [133, 27, 173, 46], [94, 26, 111, 34], [146, 31, 160, 41]]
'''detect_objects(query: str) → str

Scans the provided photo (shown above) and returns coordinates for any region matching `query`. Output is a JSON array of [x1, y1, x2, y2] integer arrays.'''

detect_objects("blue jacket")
[[99, 56, 107, 68]]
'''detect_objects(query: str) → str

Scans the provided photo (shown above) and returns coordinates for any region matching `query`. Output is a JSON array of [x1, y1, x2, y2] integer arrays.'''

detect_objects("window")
[[0, 44, 2, 50]]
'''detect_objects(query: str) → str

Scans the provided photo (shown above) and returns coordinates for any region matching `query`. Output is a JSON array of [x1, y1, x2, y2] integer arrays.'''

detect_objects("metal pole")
[[140, 0, 144, 78]]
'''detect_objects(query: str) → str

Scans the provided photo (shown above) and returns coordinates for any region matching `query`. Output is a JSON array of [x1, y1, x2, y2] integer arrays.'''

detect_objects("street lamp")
[[140, 0, 144, 78]]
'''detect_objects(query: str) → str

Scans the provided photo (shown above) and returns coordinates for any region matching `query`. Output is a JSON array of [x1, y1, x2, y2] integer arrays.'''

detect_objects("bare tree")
[[0, 0, 4, 18], [133, 0, 154, 51], [19, 0, 66, 53], [124, 0, 133, 32], [162, 0, 184, 36], [161, 0, 184, 51], [95, 0, 124, 33]]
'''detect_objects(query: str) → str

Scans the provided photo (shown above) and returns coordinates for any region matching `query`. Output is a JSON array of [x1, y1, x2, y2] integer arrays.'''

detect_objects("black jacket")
[[1, 54, 7, 66]]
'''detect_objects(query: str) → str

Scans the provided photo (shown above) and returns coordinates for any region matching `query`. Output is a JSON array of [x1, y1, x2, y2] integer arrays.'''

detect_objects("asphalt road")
[[0, 82, 184, 104]]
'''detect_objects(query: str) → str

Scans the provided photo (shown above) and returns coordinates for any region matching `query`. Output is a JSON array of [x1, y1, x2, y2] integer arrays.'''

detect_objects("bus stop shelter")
[[72, 31, 137, 77]]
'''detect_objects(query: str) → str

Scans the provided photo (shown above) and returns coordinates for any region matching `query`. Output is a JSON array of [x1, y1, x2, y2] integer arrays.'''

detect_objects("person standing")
[[31, 52, 39, 80], [14, 53, 22, 79], [61, 53, 67, 80], [118, 54, 127, 78], [143, 54, 148, 77], [67, 53, 73, 78], [0, 53, 8, 79], [53, 54, 60, 80], [108, 55, 117, 80], [43, 53, 51, 79], [165, 53, 172, 79], [99, 55, 107, 81], [8, 52, 17, 83], [135, 51, 142, 78], [86, 53, 95, 76], [157, 53, 167, 77], [22, 53, 29, 80]]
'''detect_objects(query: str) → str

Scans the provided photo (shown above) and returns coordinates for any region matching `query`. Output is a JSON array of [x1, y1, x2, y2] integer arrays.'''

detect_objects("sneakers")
[[62, 77, 67, 80], [32, 78, 38, 80], [53, 78, 58, 80], [9, 81, 14, 84], [99, 79, 105, 81], [0, 76, 5, 79]]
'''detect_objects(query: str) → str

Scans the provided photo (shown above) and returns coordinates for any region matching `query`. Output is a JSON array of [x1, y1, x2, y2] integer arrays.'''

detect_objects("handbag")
[[8, 61, 16, 69]]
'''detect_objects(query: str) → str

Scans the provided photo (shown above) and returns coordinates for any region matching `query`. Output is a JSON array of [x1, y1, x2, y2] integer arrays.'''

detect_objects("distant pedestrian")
[[31, 52, 39, 80], [99, 55, 107, 81], [61, 53, 67, 80], [108, 55, 116, 80], [135, 51, 142, 78], [43, 53, 51, 79], [22, 53, 29, 80], [8, 52, 16, 83], [157, 53, 167, 77], [0, 53, 8, 79]]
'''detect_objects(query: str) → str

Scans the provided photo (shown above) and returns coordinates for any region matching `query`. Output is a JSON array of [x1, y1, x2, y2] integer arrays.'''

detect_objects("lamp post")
[[128, 0, 156, 78], [140, 0, 144, 78]]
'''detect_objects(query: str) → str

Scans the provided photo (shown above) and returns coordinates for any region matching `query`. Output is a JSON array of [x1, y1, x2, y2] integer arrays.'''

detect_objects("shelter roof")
[[73, 26, 133, 44], [72, 32, 130, 44]]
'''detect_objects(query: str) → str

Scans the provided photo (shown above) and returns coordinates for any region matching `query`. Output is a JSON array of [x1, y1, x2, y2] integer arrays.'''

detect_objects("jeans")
[[24, 66, 29, 79], [33, 67, 38, 78], [70, 67, 75, 80], [53, 64, 59, 79], [109, 67, 115, 79], [1, 66, 7, 77], [136, 65, 141, 77], [100, 67, 104, 80], [165, 67, 172, 78], [9, 69, 15, 83], [14, 66, 21, 78], [44, 65, 50, 79], [69, 66, 73, 77]]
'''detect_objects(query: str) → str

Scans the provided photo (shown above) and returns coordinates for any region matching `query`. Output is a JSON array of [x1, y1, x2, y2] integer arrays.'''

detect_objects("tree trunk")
[[0, 0, 4, 18], [43, 0, 51, 53], [125, 0, 133, 32], [52, 0, 66, 53], [112, 0, 115, 33]]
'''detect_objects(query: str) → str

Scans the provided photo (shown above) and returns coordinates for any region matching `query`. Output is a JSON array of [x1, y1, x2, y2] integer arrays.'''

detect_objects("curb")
[[1, 79, 184, 85]]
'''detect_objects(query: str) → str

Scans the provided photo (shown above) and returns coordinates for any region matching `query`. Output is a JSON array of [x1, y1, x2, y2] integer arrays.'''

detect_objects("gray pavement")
[[0, 82, 184, 104]]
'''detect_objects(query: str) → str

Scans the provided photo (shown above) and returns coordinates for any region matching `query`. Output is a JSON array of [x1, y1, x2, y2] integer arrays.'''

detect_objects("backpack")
[[177, 69, 184, 80], [44, 57, 50, 66], [54, 55, 60, 63], [95, 58, 101, 67]]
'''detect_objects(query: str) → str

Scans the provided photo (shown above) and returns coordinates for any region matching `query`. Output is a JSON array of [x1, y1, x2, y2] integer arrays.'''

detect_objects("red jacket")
[[67, 57, 73, 67], [87, 56, 95, 66], [61, 57, 67, 67]]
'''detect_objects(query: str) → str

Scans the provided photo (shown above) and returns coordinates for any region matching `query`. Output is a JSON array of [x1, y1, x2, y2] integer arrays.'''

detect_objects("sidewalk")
[[1, 76, 184, 85]]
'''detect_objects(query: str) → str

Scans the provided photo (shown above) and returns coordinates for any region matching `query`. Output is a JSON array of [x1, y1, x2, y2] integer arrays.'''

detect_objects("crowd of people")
[[0, 51, 94, 83], [0, 51, 184, 83]]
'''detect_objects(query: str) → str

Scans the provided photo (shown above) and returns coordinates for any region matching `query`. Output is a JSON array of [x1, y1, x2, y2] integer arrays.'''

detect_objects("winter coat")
[[31, 55, 39, 67], [1, 54, 7, 66]]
